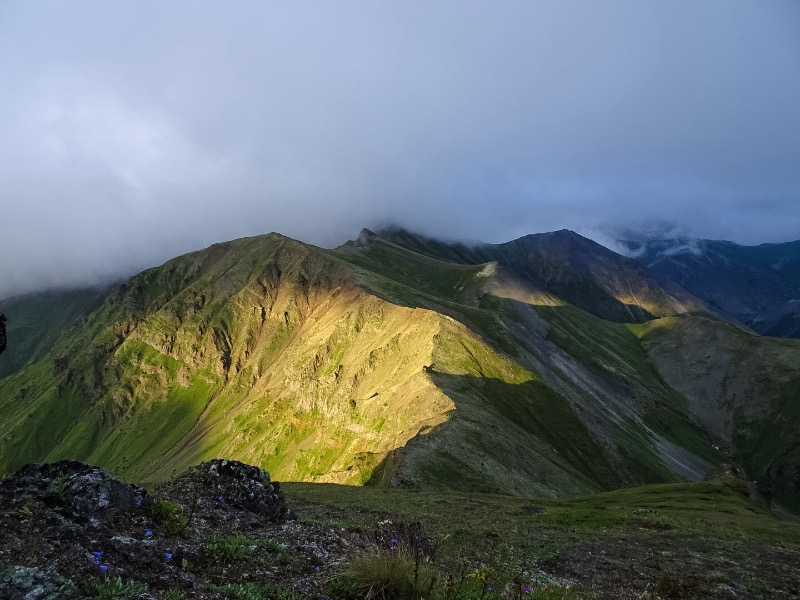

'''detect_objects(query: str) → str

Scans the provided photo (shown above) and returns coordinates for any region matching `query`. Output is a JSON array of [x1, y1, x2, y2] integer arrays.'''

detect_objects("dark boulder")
[[0, 461, 149, 525], [166, 459, 290, 522]]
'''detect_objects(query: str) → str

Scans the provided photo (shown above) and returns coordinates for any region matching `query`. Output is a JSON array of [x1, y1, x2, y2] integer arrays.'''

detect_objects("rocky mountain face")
[[0, 228, 798, 510], [622, 237, 800, 338]]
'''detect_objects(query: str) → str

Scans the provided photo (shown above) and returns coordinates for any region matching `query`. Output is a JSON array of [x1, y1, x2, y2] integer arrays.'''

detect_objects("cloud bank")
[[2, 1, 799, 297]]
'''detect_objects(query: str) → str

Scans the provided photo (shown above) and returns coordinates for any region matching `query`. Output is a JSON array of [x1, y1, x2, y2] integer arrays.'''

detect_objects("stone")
[[168, 459, 290, 522], [0, 461, 149, 524], [0, 566, 78, 600]]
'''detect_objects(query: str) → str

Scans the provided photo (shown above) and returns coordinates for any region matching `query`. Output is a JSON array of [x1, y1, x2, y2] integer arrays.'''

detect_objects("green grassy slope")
[[0, 234, 616, 495], [339, 236, 721, 482], [0, 229, 796, 507], [284, 477, 800, 597], [634, 316, 800, 510], [0, 288, 105, 378]]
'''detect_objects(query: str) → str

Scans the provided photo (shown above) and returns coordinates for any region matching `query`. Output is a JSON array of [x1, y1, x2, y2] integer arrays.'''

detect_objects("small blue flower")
[[144, 529, 154, 539], [99, 564, 110, 576], [523, 585, 532, 594], [164, 552, 173, 562], [217, 496, 225, 504], [92, 551, 103, 565]]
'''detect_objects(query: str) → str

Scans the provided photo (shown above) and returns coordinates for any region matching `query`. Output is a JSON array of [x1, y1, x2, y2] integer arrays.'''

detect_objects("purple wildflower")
[[523, 585, 532, 594], [92, 551, 103, 565], [99, 564, 110, 576], [144, 529, 153, 539], [164, 552, 174, 562]]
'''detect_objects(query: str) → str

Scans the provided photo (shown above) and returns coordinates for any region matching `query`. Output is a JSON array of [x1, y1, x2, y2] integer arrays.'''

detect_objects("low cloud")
[[2, 1, 799, 297]]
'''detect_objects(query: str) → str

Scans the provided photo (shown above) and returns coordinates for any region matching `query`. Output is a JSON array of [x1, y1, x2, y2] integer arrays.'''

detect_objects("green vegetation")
[[205, 534, 253, 562], [331, 548, 581, 600], [334, 549, 437, 599], [212, 582, 300, 600], [0, 287, 104, 378], [147, 499, 189, 536], [1, 229, 799, 506], [285, 477, 800, 570], [283, 477, 800, 598], [93, 577, 149, 600]]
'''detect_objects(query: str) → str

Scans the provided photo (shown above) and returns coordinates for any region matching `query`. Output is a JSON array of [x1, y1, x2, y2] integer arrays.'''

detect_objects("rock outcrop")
[[162, 459, 291, 523], [0, 461, 149, 526], [0, 459, 295, 599]]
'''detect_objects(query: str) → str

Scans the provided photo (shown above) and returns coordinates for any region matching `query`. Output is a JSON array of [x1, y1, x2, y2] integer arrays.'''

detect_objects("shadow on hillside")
[[364, 369, 623, 497]]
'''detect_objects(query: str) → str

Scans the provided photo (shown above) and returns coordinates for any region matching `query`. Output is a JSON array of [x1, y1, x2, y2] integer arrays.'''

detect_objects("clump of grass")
[[213, 582, 300, 600], [331, 519, 583, 600], [48, 474, 72, 501], [161, 590, 188, 600], [333, 549, 438, 600], [147, 499, 189, 536], [260, 538, 288, 555], [331, 553, 583, 600], [94, 576, 149, 599], [205, 534, 253, 562]]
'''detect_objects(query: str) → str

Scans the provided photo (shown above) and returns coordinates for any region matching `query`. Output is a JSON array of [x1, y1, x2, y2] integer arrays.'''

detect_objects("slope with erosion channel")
[[334, 232, 719, 492], [634, 316, 800, 511], [0, 233, 642, 497]]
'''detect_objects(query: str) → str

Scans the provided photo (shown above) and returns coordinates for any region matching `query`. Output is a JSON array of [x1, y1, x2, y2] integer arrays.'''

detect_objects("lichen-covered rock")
[[167, 459, 290, 522], [0, 461, 149, 524], [0, 566, 78, 600]]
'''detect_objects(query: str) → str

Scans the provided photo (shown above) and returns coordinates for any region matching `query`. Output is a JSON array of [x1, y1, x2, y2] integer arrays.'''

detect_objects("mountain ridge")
[[622, 236, 800, 338], [1, 227, 798, 510]]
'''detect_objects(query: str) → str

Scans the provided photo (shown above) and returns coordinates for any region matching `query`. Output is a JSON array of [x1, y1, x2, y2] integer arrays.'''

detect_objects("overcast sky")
[[2, 1, 799, 297]]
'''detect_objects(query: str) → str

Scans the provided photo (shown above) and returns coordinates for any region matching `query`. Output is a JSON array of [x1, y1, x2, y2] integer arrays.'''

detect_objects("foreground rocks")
[[1, 461, 150, 526], [0, 460, 335, 599]]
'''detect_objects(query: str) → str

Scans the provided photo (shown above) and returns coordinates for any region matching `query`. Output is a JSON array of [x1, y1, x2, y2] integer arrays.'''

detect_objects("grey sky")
[[2, 1, 799, 297]]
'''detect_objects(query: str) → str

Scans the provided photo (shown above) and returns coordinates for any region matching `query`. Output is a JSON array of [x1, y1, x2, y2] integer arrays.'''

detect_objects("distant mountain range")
[[621, 237, 800, 338], [1, 228, 798, 511]]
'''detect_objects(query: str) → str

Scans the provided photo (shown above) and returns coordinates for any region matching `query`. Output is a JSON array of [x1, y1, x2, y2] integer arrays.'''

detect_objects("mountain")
[[372, 228, 706, 322], [622, 237, 800, 338], [0, 228, 798, 510]]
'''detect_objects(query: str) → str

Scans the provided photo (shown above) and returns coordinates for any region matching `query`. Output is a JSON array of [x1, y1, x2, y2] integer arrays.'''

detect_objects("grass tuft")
[[147, 499, 189, 537], [333, 549, 438, 600], [94, 576, 149, 600], [205, 534, 253, 562], [212, 582, 300, 599]]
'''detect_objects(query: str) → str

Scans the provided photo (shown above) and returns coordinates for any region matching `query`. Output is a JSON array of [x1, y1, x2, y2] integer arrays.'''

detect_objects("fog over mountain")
[[2, 1, 799, 298]]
